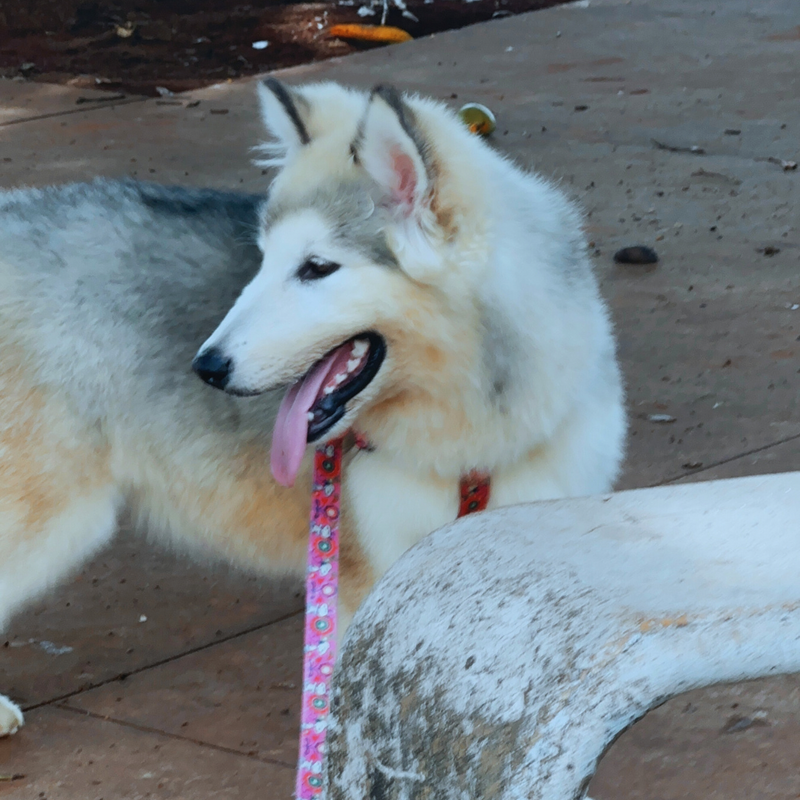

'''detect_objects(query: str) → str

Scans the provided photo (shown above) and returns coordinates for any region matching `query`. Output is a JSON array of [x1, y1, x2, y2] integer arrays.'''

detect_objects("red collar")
[[352, 432, 491, 518], [457, 470, 491, 516]]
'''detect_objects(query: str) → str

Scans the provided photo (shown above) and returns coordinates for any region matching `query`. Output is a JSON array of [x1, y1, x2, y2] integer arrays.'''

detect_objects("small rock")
[[648, 414, 676, 423], [682, 461, 703, 469], [613, 245, 659, 265], [767, 157, 798, 171], [758, 246, 780, 256], [724, 128, 741, 135]]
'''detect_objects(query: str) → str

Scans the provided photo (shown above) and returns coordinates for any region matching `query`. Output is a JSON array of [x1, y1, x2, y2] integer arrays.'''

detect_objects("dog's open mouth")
[[270, 332, 386, 487]]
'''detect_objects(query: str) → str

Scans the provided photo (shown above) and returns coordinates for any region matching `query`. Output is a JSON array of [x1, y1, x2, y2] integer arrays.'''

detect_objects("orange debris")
[[328, 24, 412, 44]]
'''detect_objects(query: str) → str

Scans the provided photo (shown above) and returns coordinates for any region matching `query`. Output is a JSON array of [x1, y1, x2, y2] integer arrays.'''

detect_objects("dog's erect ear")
[[355, 85, 431, 217], [256, 78, 311, 165], [355, 85, 443, 282]]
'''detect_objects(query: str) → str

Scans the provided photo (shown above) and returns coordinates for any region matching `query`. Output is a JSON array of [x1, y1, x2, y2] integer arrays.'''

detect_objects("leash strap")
[[296, 438, 490, 798], [296, 438, 343, 799]]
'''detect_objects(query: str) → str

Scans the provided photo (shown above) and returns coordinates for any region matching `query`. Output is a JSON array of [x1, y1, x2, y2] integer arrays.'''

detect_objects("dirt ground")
[[0, 0, 565, 96]]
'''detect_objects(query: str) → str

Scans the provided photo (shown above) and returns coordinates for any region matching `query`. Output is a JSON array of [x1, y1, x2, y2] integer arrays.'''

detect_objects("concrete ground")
[[0, 0, 798, 796]]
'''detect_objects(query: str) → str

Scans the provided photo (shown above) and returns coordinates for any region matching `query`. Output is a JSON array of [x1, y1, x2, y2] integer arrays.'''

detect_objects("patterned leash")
[[295, 436, 490, 798], [296, 438, 344, 799]]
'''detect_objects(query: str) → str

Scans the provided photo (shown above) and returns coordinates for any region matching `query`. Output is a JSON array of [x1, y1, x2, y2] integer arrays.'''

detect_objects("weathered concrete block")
[[327, 473, 800, 799]]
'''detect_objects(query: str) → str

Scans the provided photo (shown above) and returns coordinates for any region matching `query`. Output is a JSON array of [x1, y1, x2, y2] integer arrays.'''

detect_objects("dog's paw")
[[0, 694, 24, 736]]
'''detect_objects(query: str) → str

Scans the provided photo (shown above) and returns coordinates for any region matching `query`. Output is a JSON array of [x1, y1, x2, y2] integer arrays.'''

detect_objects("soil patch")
[[0, 0, 566, 96]]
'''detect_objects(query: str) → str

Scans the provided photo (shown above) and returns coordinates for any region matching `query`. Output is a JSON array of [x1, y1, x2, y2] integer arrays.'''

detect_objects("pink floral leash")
[[296, 437, 344, 799], [295, 436, 490, 798]]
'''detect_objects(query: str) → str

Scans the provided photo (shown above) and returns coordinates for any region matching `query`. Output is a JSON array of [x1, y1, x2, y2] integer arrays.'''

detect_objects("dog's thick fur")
[[0, 80, 625, 735]]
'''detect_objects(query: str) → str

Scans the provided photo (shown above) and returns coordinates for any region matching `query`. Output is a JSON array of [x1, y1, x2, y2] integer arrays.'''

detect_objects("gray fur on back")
[[0, 179, 281, 441]]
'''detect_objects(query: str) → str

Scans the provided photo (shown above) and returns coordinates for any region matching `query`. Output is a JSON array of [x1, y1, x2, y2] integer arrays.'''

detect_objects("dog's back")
[[1, 180, 265, 426]]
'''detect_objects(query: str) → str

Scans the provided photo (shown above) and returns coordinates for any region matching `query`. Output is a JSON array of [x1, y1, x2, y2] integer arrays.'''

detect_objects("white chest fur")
[[344, 449, 572, 583], [344, 452, 460, 581]]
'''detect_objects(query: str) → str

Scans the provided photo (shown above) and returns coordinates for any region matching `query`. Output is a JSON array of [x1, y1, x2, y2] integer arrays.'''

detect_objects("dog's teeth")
[[323, 386, 334, 395], [307, 412, 315, 421], [346, 358, 360, 372], [334, 373, 346, 385], [351, 340, 368, 357]]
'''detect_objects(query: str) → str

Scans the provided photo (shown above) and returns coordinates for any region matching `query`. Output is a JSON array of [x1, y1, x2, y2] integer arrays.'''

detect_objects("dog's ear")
[[355, 85, 431, 218], [256, 78, 311, 165], [355, 86, 444, 282]]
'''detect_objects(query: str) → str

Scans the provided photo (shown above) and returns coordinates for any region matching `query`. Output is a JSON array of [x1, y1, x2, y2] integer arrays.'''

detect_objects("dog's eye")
[[297, 256, 341, 282]]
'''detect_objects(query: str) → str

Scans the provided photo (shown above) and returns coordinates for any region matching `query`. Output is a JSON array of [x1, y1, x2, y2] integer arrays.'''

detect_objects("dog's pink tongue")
[[270, 346, 351, 487]]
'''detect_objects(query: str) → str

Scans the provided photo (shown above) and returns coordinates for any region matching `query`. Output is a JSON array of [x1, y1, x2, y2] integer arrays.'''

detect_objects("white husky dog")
[[0, 79, 625, 736]]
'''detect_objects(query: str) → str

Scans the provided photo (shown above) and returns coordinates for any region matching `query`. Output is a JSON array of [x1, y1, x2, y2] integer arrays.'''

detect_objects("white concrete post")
[[326, 473, 800, 799]]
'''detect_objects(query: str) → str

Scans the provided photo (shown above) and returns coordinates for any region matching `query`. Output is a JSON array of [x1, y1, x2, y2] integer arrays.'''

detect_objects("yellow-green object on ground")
[[458, 103, 496, 136]]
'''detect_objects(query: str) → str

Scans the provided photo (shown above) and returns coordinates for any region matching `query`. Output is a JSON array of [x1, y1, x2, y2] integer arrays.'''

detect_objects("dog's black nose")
[[192, 348, 232, 390]]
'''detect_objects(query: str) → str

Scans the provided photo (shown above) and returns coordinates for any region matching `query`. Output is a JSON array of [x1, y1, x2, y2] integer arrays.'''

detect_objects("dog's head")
[[194, 79, 489, 486]]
